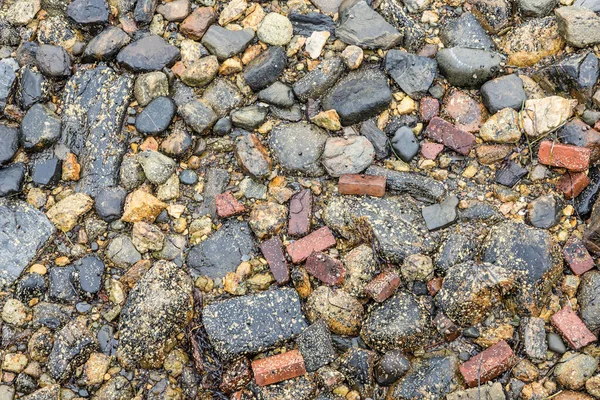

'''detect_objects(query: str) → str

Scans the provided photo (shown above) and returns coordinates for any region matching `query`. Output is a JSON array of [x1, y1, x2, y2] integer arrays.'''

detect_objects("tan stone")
[[82, 353, 110, 386], [311, 109, 341, 131], [501, 18, 564, 67], [121, 189, 167, 223], [62, 153, 81, 181], [520, 96, 576, 138], [46, 193, 93, 232]]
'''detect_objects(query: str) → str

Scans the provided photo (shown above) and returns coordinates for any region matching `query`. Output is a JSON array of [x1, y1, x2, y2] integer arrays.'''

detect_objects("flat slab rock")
[[323, 195, 435, 264], [202, 287, 307, 360], [61, 65, 133, 197], [0, 199, 55, 289]]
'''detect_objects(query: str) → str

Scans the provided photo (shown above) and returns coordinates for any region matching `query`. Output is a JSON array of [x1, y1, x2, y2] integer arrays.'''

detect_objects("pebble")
[[258, 13, 293, 46], [135, 96, 176, 135]]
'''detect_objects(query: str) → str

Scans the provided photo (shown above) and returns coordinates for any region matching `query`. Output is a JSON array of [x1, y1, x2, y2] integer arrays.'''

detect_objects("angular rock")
[[31, 156, 62, 186], [269, 122, 328, 176], [480, 108, 522, 144], [297, 320, 335, 372], [121, 189, 167, 223], [293, 56, 344, 102], [336, 0, 402, 49], [67, 0, 109, 25], [527, 194, 562, 229], [495, 160, 528, 187], [133, 0, 158, 24], [305, 285, 363, 335], [289, 12, 335, 36], [178, 100, 217, 135], [18, 67, 47, 110], [235, 132, 271, 178], [534, 51, 599, 101], [360, 120, 390, 160], [47, 317, 98, 382], [0, 163, 25, 197], [366, 165, 445, 202], [180, 7, 215, 39], [258, 82, 295, 108], [203, 288, 307, 360], [201, 26, 254, 61], [384, 50, 436, 99], [117, 35, 180, 72], [0, 59, 17, 111], [556, 6, 600, 48], [243, 46, 287, 91], [21, 103, 61, 151], [422, 196, 458, 231], [202, 78, 244, 118], [389, 356, 457, 399], [46, 193, 93, 232], [424, 117, 476, 156], [501, 17, 564, 67], [437, 47, 504, 88], [117, 261, 193, 368], [577, 271, 600, 332]]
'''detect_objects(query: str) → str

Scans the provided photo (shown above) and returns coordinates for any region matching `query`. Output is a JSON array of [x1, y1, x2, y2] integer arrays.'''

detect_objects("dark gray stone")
[[527, 194, 562, 229], [21, 103, 61, 151], [135, 96, 175, 135], [0, 200, 55, 289], [323, 195, 435, 264], [0, 59, 17, 111], [31, 156, 62, 186], [289, 12, 335, 36], [198, 168, 229, 217], [293, 56, 344, 102], [178, 99, 217, 135], [47, 317, 98, 382], [578, 270, 600, 332], [0, 163, 26, 197], [534, 52, 599, 101], [547, 332, 567, 354], [481, 221, 562, 315], [268, 122, 327, 176], [435, 231, 476, 273], [15, 273, 46, 302], [391, 126, 419, 163], [49, 266, 78, 303], [243, 46, 287, 91], [117, 35, 180, 72], [495, 160, 528, 187], [258, 82, 295, 107], [338, 348, 376, 387], [436, 47, 504, 88], [336, 0, 402, 49], [231, 105, 269, 130], [83, 26, 131, 61], [203, 288, 307, 360], [375, 350, 411, 386], [18, 67, 47, 110], [322, 68, 392, 126], [296, 320, 336, 372], [271, 105, 303, 121], [0, 125, 19, 166], [365, 166, 446, 203], [35, 45, 71, 78], [440, 12, 494, 50], [67, 0, 109, 25], [213, 117, 232, 136], [480, 74, 527, 114], [74, 255, 105, 295], [201, 26, 254, 61], [422, 196, 459, 231], [518, 0, 558, 16], [384, 50, 437, 99], [360, 120, 390, 160], [134, 0, 158, 24], [186, 220, 256, 279], [61, 65, 133, 197], [389, 356, 458, 400]]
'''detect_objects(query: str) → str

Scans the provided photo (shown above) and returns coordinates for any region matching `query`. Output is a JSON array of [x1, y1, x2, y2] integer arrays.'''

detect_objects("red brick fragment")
[[556, 172, 590, 199], [421, 142, 445, 160], [562, 236, 595, 275], [252, 349, 306, 386], [538, 141, 591, 172], [433, 312, 460, 342], [286, 227, 336, 264], [221, 358, 252, 394], [424, 117, 476, 156], [427, 277, 443, 297], [551, 306, 597, 349], [364, 270, 400, 302], [260, 236, 289, 284], [305, 252, 346, 285], [180, 7, 216, 40], [459, 340, 516, 388], [338, 174, 386, 197], [215, 191, 246, 218], [288, 189, 312, 237], [419, 97, 440, 122]]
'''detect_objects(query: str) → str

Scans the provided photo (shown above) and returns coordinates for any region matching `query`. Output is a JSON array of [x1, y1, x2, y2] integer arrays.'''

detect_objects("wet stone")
[[360, 120, 390, 160], [522, 317, 547, 360], [548, 332, 567, 354], [289, 12, 335, 36], [293, 56, 344, 102], [135, 96, 176, 135], [577, 270, 600, 332], [436, 47, 504, 88], [203, 287, 307, 360], [117, 35, 180, 72], [555, 6, 600, 48], [18, 67, 47, 110], [231, 105, 269, 130], [535, 52, 599, 101], [305, 285, 363, 335], [36, 45, 71, 78], [480, 74, 527, 114], [389, 356, 457, 399], [495, 160, 528, 187], [269, 122, 327, 176], [441, 12, 493, 50], [296, 320, 336, 372], [74, 255, 104, 295], [558, 119, 600, 163], [366, 165, 445, 202], [243, 46, 287, 91], [49, 266, 77, 303], [67, 0, 109, 25], [0, 125, 19, 166], [187, 220, 256, 278], [0, 164, 25, 197], [336, 0, 402, 49], [375, 350, 410, 386], [179, 100, 218, 135], [258, 81, 295, 108], [391, 127, 419, 163], [527, 194, 562, 229], [16, 273, 46, 302], [202, 26, 254, 61], [47, 317, 98, 382], [31, 156, 62, 187], [95, 186, 127, 222], [322, 136, 375, 177], [21, 103, 61, 151], [384, 50, 436, 99], [0, 59, 17, 110], [134, 0, 158, 24]]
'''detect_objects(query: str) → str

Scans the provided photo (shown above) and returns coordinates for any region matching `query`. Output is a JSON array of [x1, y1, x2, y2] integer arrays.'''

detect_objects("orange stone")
[[338, 174, 386, 197], [538, 141, 591, 172], [215, 191, 246, 218], [551, 306, 597, 349], [252, 350, 306, 386], [62, 153, 81, 181], [286, 226, 336, 264], [364, 270, 401, 302], [556, 172, 590, 199], [459, 340, 516, 387]]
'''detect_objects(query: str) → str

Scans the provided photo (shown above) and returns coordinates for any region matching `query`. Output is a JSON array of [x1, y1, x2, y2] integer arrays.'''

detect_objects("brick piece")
[[338, 174, 386, 197], [286, 227, 336, 264], [433, 312, 460, 342], [556, 172, 590, 199], [459, 340, 516, 387], [538, 141, 591, 172], [221, 358, 252, 394], [260, 236, 289, 284], [424, 116, 476, 156], [252, 349, 306, 386], [288, 189, 312, 237], [215, 191, 246, 218], [419, 97, 439, 122], [421, 142, 444, 160], [305, 252, 346, 285], [364, 270, 400, 302], [563, 236, 595, 275], [180, 7, 216, 40], [427, 277, 443, 296], [551, 306, 597, 349]]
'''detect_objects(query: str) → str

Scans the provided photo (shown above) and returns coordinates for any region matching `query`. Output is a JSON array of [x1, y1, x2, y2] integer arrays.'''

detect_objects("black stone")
[[201, 26, 254, 61], [18, 67, 47, 110], [0, 124, 19, 166], [83, 26, 131, 61], [135, 96, 176, 135], [117, 35, 180, 72], [94, 186, 127, 222], [31, 156, 62, 186], [527, 194, 562, 229], [202, 288, 307, 360], [289, 12, 335, 36], [49, 266, 78, 303], [74, 255, 105, 295], [36, 45, 71, 78], [389, 356, 457, 400], [186, 220, 256, 278], [293, 56, 344, 102], [296, 320, 336, 372], [534, 51, 599, 102], [21, 103, 62, 151], [15, 273, 47, 302], [322, 68, 392, 126], [374, 350, 410, 386], [67, 0, 109, 25], [480, 74, 527, 114], [338, 348, 375, 387], [576, 166, 600, 217], [243, 46, 287, 92], [360, 120, 390, 160], [435, 231, 476, 273], [495, 160, 527, 187], [0, 163, 25, 197], [134, 0, 158, 24], [47, 317, 98, 382], [384, 50, 437, 99], [391, 126, 419, 163], [440, 12, 494, 50]]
